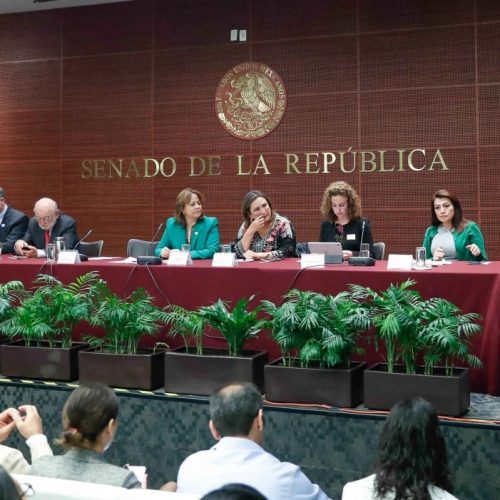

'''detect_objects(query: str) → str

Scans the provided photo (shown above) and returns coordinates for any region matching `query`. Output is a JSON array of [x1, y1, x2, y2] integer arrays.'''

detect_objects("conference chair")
[[78, 240, 104, 258], [373, 242, 386, 260], [127, 239, 159, 258]]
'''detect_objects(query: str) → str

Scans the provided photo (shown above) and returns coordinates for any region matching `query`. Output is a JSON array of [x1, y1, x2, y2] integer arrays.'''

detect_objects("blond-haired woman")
[[319, 181, 374, 259]]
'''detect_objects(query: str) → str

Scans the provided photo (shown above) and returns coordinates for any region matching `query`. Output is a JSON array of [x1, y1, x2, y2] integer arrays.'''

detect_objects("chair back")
[[373, 241, 386, 260], [13, 474, 200, 499], [78, 240, 104, 258], [127, 239, 159, 258]]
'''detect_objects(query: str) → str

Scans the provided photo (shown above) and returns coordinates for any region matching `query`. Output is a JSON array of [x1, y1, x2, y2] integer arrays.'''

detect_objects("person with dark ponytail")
[[342, 398, 457, 500], [29, 383, 141, 489]]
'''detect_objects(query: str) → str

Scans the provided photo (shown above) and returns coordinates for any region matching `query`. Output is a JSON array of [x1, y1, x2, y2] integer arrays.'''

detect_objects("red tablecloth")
[[1, 256, 499, 395]]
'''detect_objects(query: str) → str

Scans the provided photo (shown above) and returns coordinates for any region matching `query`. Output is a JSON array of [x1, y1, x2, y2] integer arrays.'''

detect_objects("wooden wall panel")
[[154, 0, 250, 48], [0, 0, 498, 259], [257, 94, 359, 152], [0, 11, 60, 62], [63, 54, 151, 109], [251, 0, 356, 40], [0, 110, 60, 161], [478, 85, 500, 145], [154, 44, 250, 103], [360, 27, 475, 89], [0, 60, 61, 111], [360, 88, 476, 148], [253, 37, 358, 95], [478, 23, 500, 83], [0, 161, 61, 212], [62, 106, 152, 159], [62, 1, 152, 56], [359, 0, 473, 31], [154, 101, 252, 156]]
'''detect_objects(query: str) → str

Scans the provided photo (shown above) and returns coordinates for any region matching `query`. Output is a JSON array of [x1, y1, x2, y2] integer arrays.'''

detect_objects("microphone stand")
[[348, 219, 375, 266], [74, 229, 94, 262], [137, 223, 164, 265]]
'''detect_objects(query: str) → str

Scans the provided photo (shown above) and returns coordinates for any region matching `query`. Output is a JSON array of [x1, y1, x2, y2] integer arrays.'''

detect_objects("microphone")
[[74, 229, 94, 250], [74, 229, 94, 262], [348, 218, 375, 267], [359, 219, 366, 251], [137, 222, 164, 265]]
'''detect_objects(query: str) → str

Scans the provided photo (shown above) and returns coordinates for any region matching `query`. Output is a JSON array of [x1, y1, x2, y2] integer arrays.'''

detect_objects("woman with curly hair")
[[342, 398, 456, 500], [319, 181, 374, 259]]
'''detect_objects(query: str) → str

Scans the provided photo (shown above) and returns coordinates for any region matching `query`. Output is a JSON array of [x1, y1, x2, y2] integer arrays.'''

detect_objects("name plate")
[[212, 252, 236, 267], [387, 254, 413, 270], [57, 250, 81, 264], [301, 253, 325, 269], [168, 250, 192, 266]]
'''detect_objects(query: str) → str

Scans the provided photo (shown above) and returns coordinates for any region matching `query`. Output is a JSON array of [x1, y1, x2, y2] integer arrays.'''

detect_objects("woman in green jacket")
[[422, 189, 487, 261], [155, 188, 220, 260]]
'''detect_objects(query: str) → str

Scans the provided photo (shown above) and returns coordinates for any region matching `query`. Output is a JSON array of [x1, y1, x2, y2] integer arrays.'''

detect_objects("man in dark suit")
[[0, 187, 29, 254], [15, 197, 78, 258]]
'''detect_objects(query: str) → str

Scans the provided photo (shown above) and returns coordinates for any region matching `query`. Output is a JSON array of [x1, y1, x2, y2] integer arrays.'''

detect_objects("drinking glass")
[[359, 243, 370, 258], [181, 244, 191, 253], [221, 244, 232, 253], [46, 243, 56, 261], [415, 246, 426, 268]]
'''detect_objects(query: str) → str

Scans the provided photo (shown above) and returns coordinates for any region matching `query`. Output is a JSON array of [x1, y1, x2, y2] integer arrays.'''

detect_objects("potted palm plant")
[[78, 281, 168, 390], [163, 296, 268, 396], [0, 280, 27, 372], [0, 273, 99, 381], [350, 280, 483, 416], [262, 289, 370, 407]]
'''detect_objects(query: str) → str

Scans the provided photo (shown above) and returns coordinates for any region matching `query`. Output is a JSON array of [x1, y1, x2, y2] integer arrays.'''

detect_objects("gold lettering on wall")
[[80, 148, 449, 179]]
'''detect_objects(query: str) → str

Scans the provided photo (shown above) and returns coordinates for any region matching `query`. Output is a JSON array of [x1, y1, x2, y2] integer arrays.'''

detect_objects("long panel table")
[[1, 256, 499, 395]]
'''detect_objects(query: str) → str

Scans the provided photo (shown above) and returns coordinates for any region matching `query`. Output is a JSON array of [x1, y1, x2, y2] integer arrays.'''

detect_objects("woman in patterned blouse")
[[234, 190, 296, 261]]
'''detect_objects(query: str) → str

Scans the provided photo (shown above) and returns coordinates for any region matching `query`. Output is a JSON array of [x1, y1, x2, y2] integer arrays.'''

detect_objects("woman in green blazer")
[[422, 189, 487, 261], [155, 188, 220, 260]]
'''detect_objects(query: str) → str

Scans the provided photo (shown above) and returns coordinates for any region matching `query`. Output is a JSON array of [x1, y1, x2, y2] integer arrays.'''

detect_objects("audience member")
[[234, 191, 296, 261], [342, 398, 457, 500], [319, 181, 374, 259], [14, 197, 78, 258], [155, 188, 220, 259], [0, 187, 29, 254], [29, 383, 141, 489], [202, 483, 267, 499], [422, 189, 487, 261], [0, 465, 26, 500], [175, 382, 330, 499], [0, 406, 52, 474]]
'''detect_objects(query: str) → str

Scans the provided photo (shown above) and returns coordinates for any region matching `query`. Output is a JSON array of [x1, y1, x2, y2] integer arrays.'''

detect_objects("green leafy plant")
[[262, 289, 371, 368], [420, 297, 482, 375], [162, 305, 206, 355], [349, 279, 423, 374], [198, 296, 265, 357], [0, 281, 27, 324], [87, 281, 167, 354], [1, 273, 100, 348]]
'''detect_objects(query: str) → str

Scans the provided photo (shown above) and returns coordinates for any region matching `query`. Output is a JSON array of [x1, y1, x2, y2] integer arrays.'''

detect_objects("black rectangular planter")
[[0, 340, 87, 381], [364, 363, 470, 417], [79, 349, 165, 390], [164, 347, 268, 396], [264, 359, 366, 407]]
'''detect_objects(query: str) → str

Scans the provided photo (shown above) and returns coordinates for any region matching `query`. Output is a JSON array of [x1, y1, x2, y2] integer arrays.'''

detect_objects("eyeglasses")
[[34, 215, 55, 222], [19, 482, 35, 497]]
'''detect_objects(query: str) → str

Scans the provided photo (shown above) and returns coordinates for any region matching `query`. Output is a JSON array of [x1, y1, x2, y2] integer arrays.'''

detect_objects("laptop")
[[307, 242, 343, 264]]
